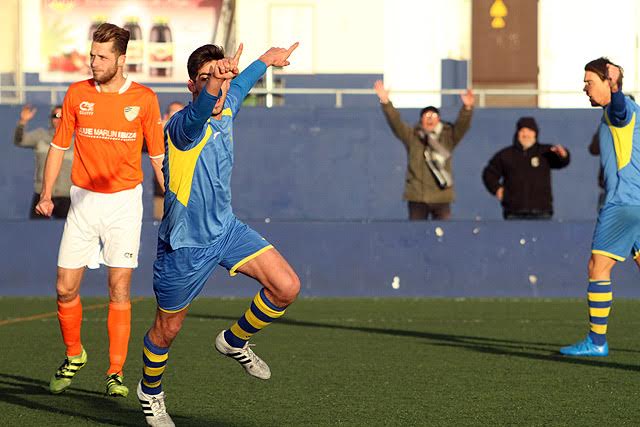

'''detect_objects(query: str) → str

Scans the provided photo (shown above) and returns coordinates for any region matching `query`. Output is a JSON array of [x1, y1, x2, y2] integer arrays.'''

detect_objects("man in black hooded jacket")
[[482, 117, 570, 219]]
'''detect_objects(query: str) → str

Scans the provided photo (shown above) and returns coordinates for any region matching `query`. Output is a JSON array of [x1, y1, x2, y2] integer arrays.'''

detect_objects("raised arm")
[[451, 89, 475, 145], [169, 48, 242, 146], [605, 64, 631, 126], [13, 105, 38, 148], [183, 66, 225, 140], [227, 42, 299, 116], [374, 80, 413, 146]]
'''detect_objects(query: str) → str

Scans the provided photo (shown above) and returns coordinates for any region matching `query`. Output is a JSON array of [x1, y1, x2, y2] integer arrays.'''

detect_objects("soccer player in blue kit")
[[561, 58, 640, 357], [136, 42, 300, 426]]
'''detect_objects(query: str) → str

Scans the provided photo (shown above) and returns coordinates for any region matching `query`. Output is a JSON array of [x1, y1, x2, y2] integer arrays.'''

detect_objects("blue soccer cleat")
[[559, 336, 608, 357]]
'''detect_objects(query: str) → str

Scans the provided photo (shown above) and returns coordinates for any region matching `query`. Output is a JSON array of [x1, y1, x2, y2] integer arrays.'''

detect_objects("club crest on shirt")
[[79, 101, 95, 115], [124, 106, 140, 121], [531, 156, 540, 167]]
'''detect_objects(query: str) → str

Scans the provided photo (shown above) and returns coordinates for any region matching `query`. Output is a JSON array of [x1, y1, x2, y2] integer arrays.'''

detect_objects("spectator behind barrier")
[[374, 80, 475, 220], [13, 104, 73, 219], [482, 116, 570, 220]]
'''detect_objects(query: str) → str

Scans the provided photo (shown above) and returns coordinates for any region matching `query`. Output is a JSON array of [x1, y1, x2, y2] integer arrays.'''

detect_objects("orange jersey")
[[52, 78, 164, 193]]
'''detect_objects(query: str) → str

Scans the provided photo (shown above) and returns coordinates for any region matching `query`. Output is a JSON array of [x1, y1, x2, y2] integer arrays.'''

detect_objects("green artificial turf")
[[1, 297, 639, 426]]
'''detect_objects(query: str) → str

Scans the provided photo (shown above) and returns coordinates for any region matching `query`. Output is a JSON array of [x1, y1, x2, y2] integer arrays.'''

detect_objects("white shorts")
[[58, 184, 143, 269]]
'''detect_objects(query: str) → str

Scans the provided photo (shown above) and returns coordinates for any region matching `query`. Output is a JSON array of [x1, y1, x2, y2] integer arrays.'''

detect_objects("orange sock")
[[107, 301, 131, 375], [57, 295, 83, 357]]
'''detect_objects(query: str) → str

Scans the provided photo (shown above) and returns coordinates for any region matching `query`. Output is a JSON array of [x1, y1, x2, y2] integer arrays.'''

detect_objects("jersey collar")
[[94, 76, 132, 94]]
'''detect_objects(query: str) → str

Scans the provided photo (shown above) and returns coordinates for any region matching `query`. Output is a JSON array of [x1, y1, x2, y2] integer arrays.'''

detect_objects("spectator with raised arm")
[[374, 80, 474, 220], [13, 104, 73, 219]]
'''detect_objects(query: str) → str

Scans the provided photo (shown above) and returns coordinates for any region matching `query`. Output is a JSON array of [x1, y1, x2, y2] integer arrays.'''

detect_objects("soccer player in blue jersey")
[[136, 42, 300, 426], [560, 58, 640, 357]]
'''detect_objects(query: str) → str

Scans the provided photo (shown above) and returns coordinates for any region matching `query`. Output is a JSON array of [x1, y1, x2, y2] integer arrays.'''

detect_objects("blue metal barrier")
[[2, 220, 639, 298]]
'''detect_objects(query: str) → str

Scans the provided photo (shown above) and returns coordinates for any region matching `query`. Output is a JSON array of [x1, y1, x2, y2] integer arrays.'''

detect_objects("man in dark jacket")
[[374, 80, 474, 220], [482, 117, 570, 219]]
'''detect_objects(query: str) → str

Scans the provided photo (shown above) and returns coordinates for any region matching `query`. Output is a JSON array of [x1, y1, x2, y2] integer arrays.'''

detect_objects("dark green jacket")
[[381, 102, 473, 204], [13, 124, 74, 197]]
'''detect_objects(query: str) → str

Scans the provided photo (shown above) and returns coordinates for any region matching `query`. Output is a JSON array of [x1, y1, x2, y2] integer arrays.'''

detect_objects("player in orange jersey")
[[36, 23, 165, 397]]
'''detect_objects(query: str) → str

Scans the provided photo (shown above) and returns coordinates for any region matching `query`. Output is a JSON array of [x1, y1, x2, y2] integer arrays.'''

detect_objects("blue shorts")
[[592, 204, 640, 261], [153, 217, 273, 312]]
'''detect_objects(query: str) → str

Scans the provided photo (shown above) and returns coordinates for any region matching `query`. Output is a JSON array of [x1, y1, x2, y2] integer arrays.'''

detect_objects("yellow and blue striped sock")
[[224, 289, 286, 348], [587, 279, 612, 346], [141, 333, 169, 395]]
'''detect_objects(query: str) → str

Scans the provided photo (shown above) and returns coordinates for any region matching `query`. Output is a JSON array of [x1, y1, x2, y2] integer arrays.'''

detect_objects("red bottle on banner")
[[148, 18, 173, 77], [124, 18, 143, 73]]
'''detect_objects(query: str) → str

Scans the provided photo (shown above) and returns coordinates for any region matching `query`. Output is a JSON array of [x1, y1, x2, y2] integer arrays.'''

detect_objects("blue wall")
[[1, 104, 602, 221], [0, 103, 618, 297], [2, 220, 640, 298]]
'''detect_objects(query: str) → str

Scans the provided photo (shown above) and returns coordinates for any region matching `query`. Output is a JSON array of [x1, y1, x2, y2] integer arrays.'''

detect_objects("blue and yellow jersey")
[[158, 60, 267, 249], [599, 92, 640, 206]]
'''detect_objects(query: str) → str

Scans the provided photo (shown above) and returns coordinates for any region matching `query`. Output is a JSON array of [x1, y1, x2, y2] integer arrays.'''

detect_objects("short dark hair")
[[92, 23, 130, 56], [50, 105, 63, 119], [187, 44, 225, 80], [420, 106, 440, 118], [585, 57, 623, 88]]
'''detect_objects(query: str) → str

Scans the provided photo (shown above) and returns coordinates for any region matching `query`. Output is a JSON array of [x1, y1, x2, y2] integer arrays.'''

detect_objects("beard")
[[92, 63, 118, 84]]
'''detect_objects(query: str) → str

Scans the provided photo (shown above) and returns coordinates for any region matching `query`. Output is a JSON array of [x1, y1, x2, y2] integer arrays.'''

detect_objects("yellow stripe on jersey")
[[604, 110, 636, 170], [588, 292, 613, 302], [222, 108, 233, 117], [167, 126, 211, 206], [143, 347, 169, 363]]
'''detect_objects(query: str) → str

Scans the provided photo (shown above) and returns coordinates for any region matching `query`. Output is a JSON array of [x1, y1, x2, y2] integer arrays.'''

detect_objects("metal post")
[[335, 91, 343, 108], [479, 92, 486, 108], [265, 67, 274, 108], [16, 0, 25, 104]]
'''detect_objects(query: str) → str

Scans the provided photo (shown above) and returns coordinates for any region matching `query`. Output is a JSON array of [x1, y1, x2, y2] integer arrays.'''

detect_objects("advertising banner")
[[40, 0, 232, 82]]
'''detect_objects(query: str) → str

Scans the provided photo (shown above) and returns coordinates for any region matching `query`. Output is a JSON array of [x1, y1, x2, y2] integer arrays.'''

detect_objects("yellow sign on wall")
[[490, 0, 508, 29]]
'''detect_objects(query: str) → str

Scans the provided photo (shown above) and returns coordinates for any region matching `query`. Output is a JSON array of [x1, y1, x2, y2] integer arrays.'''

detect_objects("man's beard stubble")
[[93, 64, 118, 84]]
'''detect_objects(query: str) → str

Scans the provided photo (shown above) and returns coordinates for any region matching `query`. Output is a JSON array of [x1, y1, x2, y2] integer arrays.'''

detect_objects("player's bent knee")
[[274, 272, 300, 306]]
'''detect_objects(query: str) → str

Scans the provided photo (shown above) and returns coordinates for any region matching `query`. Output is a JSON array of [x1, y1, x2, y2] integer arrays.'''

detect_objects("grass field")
[[1, 297, 640, 426]]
